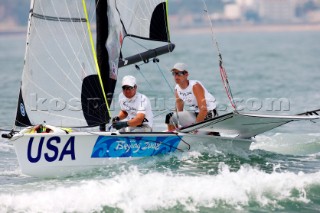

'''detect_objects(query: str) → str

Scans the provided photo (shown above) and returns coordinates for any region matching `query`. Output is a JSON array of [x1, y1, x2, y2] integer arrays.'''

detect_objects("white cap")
[[122, 75, 136, 87], [172, 62, 188, 71]]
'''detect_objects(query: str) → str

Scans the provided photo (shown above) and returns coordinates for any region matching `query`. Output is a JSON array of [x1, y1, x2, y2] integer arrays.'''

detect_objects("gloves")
[[111, 116, 128, 130], [113, 121, 129, 130], [112, 116, 120, 123]]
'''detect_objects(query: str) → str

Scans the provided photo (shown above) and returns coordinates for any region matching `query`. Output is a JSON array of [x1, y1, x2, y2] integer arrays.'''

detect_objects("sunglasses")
[[122, 85, 135, 91], [171, 71, 187, 76]]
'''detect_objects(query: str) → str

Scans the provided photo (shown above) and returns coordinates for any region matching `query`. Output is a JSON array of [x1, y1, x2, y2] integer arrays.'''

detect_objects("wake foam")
[[1, 165, 319, 213], [251, 133, 320, 155]]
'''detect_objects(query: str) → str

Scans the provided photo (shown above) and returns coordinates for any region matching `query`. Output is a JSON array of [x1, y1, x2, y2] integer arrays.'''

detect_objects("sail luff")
[[165, 0, 170, 41], [14, 0, 35, 127]]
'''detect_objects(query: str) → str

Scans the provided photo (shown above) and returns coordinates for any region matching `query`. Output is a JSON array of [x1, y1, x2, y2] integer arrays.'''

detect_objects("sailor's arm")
[[127, 113, 145, 127], [117, 110, 128, 120], [193, 83, 207, 123]]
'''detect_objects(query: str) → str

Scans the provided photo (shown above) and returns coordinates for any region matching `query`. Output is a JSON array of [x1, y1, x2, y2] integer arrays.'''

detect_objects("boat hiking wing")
[[179, 111, 319, 139]]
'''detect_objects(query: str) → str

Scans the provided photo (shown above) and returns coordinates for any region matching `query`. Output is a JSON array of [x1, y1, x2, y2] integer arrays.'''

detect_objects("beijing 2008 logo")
[[20, 103, 26, 117]]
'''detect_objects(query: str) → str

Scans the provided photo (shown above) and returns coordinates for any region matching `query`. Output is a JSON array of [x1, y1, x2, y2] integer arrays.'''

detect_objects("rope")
[[154, 62, 175, 94], [136, 66, 154, 89], [202, 0, 237, 112]]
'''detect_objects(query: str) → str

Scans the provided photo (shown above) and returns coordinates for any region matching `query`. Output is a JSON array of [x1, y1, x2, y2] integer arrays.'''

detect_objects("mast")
[[96, 0, 116, 130]]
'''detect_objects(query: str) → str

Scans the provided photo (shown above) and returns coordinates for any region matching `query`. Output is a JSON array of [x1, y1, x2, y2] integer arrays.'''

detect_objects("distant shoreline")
[[172, 23, 320, 34], [1, 23, 320, 36], [0, 27, 26, 36]]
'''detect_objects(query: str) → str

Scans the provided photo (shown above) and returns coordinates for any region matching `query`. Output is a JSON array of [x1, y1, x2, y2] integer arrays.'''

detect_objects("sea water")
[[0, 28, 320, 212]]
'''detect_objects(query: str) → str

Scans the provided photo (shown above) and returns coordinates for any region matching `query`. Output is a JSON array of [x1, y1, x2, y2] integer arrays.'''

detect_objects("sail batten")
[[32, 13, 87, 22]]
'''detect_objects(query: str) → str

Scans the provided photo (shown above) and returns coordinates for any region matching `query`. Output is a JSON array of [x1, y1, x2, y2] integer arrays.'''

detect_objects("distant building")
[[168, 0, 320, 28], [235, 0, 256, 8], [258, 0, 297, 23], [306, 10, 320, 22], [224, 4, 241, 20]]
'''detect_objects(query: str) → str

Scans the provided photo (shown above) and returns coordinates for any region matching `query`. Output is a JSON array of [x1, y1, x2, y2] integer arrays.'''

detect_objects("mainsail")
[[15, 0, 173, 128]]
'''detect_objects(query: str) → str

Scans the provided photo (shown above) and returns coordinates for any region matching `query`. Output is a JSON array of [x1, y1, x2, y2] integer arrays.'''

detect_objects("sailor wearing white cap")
[[165, 63, 218, 131], [112, 75, 153, 132]]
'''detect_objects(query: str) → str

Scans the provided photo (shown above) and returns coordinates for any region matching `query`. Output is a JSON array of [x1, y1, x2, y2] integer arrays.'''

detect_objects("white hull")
[[10, 128, 251, 177]]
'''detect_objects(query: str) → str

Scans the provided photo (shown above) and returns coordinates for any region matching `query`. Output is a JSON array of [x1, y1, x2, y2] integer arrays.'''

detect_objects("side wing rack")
[[179, 111, 319, 139]]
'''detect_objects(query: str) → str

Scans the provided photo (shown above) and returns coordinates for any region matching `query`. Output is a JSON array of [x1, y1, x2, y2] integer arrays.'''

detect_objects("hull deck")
[[11, 130, 252, 177]]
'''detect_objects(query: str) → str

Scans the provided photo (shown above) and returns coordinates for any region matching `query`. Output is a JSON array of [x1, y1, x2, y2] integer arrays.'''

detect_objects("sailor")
[[112, 75, 153, 132], [165, 62, 218, 131]]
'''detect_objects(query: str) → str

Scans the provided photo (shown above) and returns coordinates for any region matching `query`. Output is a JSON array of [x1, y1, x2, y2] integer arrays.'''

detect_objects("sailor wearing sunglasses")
[[165, 63, 218, 131], [112, 75, 153, 132]]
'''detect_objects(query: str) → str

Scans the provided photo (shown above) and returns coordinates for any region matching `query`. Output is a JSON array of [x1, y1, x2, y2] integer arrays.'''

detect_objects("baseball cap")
[[172, 62, 188, 72], [122, 75, 136, 87]]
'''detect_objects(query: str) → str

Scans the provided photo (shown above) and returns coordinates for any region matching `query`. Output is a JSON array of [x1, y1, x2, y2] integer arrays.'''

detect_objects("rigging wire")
[[134, 58, 177, 119], [126, 36, 150, 50], [153, 61, 180, 121], [154, 62, 175, 94], [121, 35, 177, 120], [135, 64, 154, 89], [201, 0, 238, 112]]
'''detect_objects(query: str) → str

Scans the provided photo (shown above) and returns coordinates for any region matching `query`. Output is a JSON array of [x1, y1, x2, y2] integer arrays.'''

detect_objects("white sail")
[[106, 0, 170, 78], [15, 0, 172, 128], [116, 0, 169, 39], [18, 0, 98, 127]]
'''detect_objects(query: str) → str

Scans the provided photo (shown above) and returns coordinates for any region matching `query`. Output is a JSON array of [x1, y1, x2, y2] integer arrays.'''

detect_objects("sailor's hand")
[[113, 121, 129, 130], [112, 116, 120, 123]]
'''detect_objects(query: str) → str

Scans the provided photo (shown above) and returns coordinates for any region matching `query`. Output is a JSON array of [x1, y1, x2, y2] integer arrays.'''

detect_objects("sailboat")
[[1, 0, 319, 178]]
